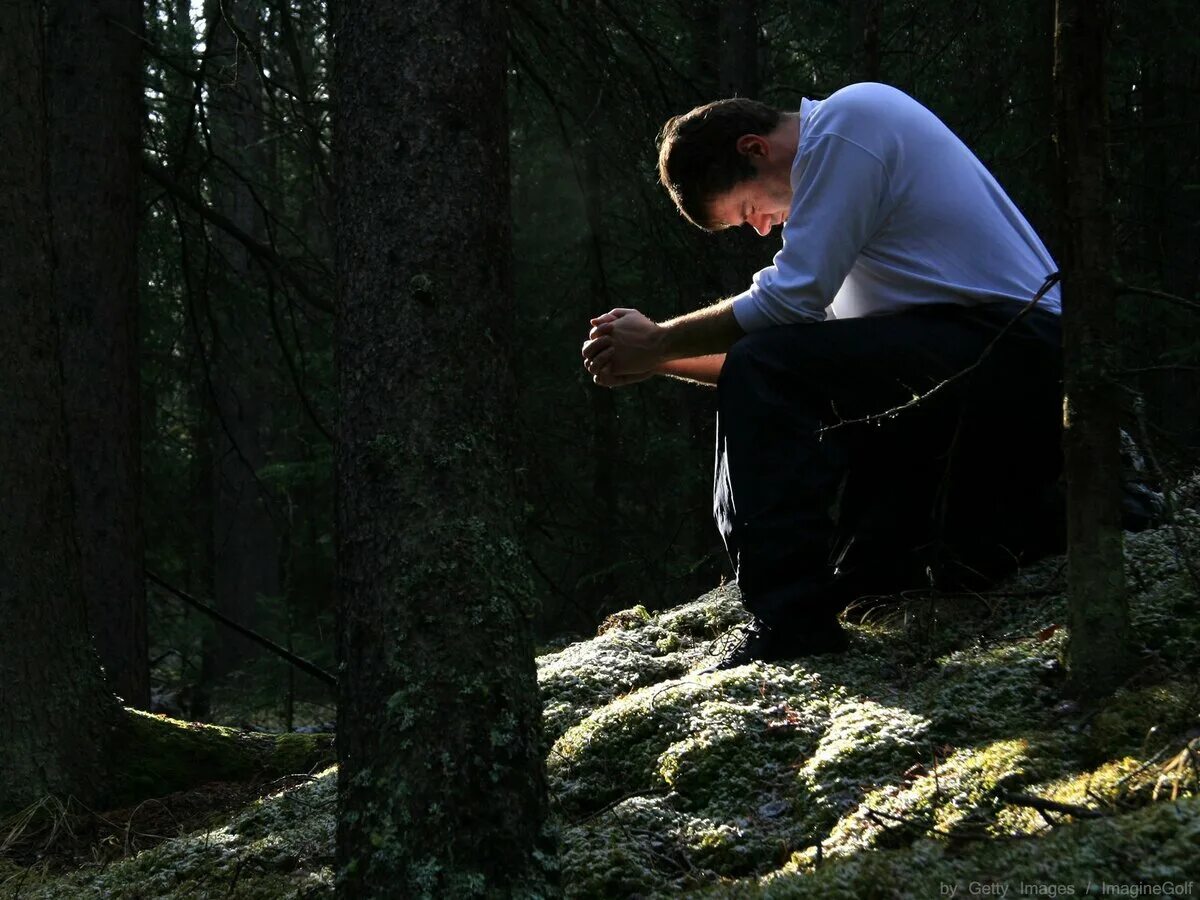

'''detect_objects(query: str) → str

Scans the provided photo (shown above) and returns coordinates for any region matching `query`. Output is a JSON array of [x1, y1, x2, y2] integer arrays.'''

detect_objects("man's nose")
[[750, 216, 771, 237]]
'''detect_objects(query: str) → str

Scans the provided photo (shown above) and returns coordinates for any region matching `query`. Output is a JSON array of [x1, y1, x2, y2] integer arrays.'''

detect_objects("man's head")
[[657, 98, 795, 235]]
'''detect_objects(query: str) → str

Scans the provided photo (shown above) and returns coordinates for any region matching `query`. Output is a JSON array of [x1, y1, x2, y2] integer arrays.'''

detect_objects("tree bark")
[[0, 0, 124, 812], [46, 0, 149, 709], [1054, 0, 1131, 697], [333, 0, 556, 895]]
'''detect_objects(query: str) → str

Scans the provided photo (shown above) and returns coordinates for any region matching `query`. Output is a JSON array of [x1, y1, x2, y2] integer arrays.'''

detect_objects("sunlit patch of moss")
[[794, 700, 930, 834], [537, 588, 749, 744], [745, 794, 1200, 899], [992, 756, 1149, 836], [653, 585, 749, 638], [809, 738, 1035, 862], [597, 604, 652, 634], [917, 638, 1063, 741], [549, 665, 826, 818]]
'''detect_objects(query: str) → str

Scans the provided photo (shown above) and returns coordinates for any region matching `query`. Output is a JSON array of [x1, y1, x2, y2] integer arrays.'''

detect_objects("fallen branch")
[[145, 571, 337, 689], [1002, 792, 1109, 820]]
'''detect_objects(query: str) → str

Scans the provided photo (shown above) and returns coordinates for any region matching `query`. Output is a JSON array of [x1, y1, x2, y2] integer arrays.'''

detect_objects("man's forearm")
[[655, 354, 726, 386], [658, 298, 745, 361]]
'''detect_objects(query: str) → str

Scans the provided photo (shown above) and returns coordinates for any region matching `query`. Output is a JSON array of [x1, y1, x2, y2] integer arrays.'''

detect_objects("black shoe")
[[701, 615, 848, 673]]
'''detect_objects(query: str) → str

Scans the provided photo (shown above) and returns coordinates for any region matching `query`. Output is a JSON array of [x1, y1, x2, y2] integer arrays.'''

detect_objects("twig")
[[170, 194, 289, 536], [225, 854, 249, 898], [863, 805, 945, 834], [818, 273, 1060, 434], [1120, 364, 1200, 375]]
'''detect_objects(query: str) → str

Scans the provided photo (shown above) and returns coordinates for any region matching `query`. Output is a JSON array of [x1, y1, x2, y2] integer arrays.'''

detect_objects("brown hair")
[[656, 98, 783, 231]]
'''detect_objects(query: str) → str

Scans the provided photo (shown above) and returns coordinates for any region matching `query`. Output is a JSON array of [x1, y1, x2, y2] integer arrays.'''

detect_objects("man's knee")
[[719, 331, 768, 385]]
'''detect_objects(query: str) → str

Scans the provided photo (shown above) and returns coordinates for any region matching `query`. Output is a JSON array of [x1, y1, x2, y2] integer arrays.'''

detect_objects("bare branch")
[[145, 159, 333, 314], [1002, 792, 1109, 819], [819, 272, 1061, 434], [1116, 283, 1200, 316]]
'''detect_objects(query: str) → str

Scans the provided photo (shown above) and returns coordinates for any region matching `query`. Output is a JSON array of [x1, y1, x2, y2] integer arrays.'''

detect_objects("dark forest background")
[[134, 0, 1199, 727]]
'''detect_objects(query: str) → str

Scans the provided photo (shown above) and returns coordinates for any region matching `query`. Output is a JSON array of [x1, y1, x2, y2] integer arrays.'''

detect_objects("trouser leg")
[[713, 302, 1062, 628]]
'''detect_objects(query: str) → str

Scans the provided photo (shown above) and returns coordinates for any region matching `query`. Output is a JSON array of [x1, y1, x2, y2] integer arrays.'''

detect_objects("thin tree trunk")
[[680, 0, 766, 598], [46, 0, 148, 709], [1054, 0, 1131, 697], [718, 0, 760, 97], [334, 0, 556, 894], [582, 141, 619, 619], [0, 0, 123, 812], [200, 0, 283, 686], [851, 0, 883, 82]]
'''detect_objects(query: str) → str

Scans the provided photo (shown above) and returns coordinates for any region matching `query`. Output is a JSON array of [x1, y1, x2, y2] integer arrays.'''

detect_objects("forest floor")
[[3, 515, 1199, 898]]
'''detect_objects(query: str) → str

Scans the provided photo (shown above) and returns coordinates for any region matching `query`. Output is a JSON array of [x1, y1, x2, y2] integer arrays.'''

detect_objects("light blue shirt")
[[730, 83, 1061, 331]]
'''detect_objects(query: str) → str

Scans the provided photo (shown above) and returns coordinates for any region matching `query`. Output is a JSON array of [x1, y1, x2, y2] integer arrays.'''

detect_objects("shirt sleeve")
[[731, 133, 893, 331]]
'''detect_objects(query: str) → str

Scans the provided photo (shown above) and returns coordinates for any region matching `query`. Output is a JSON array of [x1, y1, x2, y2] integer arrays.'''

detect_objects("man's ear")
[[735, 134, 769, 158]]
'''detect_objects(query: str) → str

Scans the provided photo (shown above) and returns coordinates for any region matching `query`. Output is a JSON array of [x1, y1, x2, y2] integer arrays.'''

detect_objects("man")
[[581, 83, 1064, 670]]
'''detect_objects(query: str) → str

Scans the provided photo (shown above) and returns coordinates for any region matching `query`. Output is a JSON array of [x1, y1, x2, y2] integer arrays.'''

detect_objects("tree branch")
[[1115, 283, 1200, 316], [146, 571, 337, 689], [819, 272, 1061, 434], [143, 159, 332, 314]]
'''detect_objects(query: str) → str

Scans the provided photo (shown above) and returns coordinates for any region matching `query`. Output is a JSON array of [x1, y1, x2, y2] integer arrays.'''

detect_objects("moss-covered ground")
[[5, 517, 1198, 898]]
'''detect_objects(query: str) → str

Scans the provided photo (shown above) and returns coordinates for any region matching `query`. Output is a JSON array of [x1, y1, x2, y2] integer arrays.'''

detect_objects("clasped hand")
[[580, 308, 663, 388]]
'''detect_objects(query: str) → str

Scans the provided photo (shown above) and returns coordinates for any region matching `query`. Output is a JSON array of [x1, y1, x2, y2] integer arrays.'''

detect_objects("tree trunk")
[[0, 0, 124, 812], [200, 0, 283, 688], [850, 0, 883, 83], [681, 0, 767, 598], [582, 140, 620, 620], [1054, 0, 1131, 697], [46, 0, 149, 709], [718, 0, 760, 97], [334, 0, 556, 895]]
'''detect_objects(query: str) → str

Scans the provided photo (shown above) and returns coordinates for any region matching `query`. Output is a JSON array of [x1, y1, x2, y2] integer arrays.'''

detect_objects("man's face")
[[707, 168, 793, 237]]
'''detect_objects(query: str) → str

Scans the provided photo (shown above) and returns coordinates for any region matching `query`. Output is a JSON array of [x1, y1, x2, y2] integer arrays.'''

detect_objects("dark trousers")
[[713, 301, 1063, 628]]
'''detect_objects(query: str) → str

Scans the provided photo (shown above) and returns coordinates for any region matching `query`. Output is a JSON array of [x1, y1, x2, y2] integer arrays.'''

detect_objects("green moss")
[[12, 769, 337, 899], [12, 519, 1200, 898], [112, 709, 334, 806], [748, 794, 1200, 899], [793, 700, 930, 835], [537, 588, 749, 743], [1089, 682, 1200, 760]]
